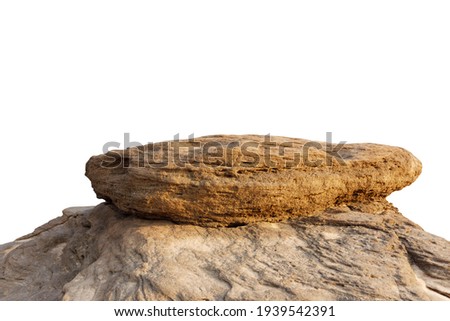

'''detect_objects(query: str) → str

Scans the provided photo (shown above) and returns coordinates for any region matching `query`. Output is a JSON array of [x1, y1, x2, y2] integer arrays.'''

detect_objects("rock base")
[[1, 203, 448, 301]]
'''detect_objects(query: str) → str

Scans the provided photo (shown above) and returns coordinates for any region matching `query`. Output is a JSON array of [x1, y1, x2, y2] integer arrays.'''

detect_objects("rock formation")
[[0, 135, 449, 301], [1, 203, 449, 300], [86, 135, 422, 227]]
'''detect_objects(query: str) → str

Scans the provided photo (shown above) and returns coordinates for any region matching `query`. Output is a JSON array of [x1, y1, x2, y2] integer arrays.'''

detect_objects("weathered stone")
[[85, 135, 422, 227], [2, 136, 445, 301], [0, 203, 448, 301]]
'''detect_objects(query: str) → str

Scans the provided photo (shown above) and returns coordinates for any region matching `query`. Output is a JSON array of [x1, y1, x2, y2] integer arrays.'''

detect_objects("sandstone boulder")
[[85, 135, 422, 227]]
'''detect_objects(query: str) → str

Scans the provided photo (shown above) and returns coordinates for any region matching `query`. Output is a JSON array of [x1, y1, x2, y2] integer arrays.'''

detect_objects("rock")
[[1, 136, 446, 301], [0, 203, 448, 301], [85, 135, 422, 227]]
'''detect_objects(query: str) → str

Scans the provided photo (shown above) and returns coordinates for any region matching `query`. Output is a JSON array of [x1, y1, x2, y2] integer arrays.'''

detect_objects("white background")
[[0, 1, 449, 244]]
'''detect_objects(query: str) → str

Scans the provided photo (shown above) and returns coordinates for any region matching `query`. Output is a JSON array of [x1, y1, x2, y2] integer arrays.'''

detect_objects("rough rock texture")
[[86, 135, 422, 227], [1, 203, 449, 301]]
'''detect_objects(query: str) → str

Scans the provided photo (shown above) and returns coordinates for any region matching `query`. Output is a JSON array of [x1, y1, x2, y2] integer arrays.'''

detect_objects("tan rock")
[[0, 204, 448, 300], [85, 135, 422, 226], [2, 136, 446, 301]]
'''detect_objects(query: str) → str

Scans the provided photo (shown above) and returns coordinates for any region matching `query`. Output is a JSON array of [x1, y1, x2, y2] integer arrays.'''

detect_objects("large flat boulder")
[[85, 135, 422, 226]]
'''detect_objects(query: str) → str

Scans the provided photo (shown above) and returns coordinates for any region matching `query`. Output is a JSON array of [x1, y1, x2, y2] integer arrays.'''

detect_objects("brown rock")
[[0, 204, 448, 300], [85, 135, 422, 226], [2, 136, 446, 301]]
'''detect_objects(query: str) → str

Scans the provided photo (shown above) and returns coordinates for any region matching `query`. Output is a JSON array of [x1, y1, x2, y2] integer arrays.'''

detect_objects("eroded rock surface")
[[86, 135, 422, 227], [1, 204, 448, 301]]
